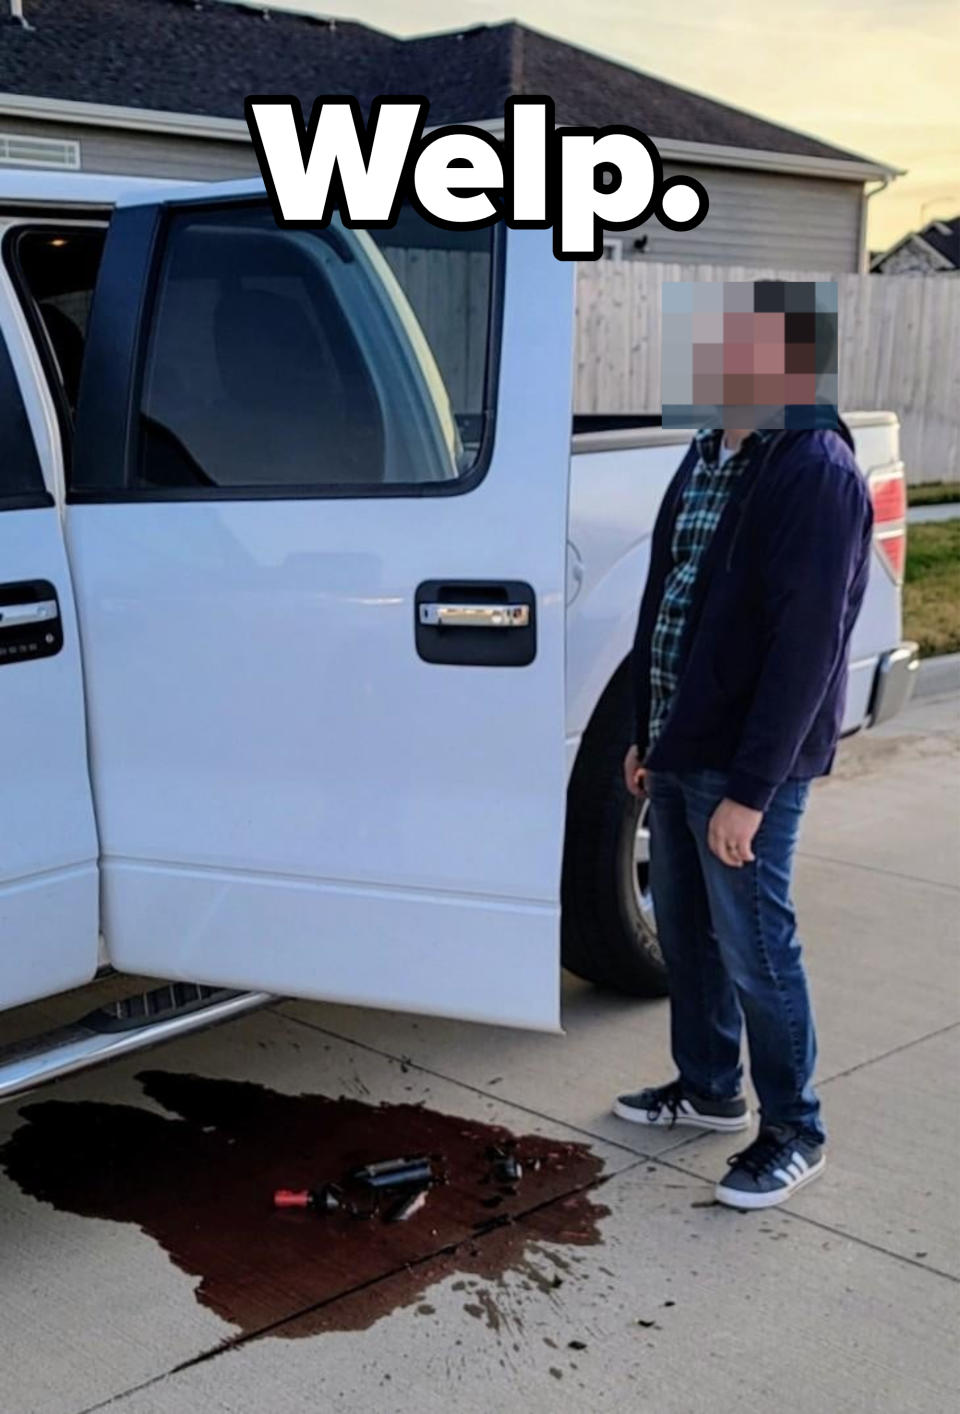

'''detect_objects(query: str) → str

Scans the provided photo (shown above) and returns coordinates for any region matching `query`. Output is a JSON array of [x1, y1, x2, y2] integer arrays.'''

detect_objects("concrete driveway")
[[1, 684, 958, 1414]]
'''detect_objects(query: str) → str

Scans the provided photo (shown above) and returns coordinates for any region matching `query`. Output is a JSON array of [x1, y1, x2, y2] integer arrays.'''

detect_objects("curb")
[[915, 653, 960, 699]]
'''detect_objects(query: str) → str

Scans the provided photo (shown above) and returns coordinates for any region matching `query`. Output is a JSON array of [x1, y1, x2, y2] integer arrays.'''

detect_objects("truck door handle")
[[0, 599, 59, 628], [418, 602, 531, 629], [0, 580, 63, 665], [414, 580, 536, 667]]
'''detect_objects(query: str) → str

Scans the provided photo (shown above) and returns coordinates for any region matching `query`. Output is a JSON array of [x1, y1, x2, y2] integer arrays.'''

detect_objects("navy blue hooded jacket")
[[633, 426, 874, 812]]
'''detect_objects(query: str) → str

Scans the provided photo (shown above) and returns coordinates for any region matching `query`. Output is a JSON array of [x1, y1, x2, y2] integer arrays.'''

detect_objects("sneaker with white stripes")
[[715, 1124, 826, 1209], [613, 1078, 750, 1132]]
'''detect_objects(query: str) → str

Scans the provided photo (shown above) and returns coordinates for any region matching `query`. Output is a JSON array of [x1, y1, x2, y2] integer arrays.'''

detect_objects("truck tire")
[[561, 667, 668, 997]]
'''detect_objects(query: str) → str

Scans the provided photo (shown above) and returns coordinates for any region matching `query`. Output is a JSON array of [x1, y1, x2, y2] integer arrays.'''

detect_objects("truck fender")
[[566, 536, 651, 754]]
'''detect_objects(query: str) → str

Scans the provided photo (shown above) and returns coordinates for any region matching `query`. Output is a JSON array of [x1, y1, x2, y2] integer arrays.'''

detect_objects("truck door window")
[[133, 205, 496, 495], [370, 212, 496, 467]]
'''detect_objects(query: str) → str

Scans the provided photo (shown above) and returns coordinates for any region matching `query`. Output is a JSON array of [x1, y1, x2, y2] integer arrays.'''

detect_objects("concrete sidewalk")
[[1, 690, 958, 1414], [915, 651, 960, 700], [908, 502, 960, 524]]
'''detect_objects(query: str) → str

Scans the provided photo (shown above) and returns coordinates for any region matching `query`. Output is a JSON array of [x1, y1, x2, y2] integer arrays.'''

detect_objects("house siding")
[[614, 162, 865, 273], [0, 116, 259, 182], [0, 118, 864, 273]]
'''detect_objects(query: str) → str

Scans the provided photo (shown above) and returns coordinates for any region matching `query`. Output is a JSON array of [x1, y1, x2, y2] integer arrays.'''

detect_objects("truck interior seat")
[[37, 303, 86, 412], [209, 285, 384, 487]]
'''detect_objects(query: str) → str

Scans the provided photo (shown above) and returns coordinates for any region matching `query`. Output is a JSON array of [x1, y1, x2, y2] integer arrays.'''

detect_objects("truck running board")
[[0, 984, 271, 1105]]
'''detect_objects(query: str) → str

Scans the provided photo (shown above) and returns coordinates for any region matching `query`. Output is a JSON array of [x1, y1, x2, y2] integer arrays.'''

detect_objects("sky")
[[255, 0, 958, 251]]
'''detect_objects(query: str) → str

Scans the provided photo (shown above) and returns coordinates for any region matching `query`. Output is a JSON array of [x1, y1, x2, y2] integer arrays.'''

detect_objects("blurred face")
[[691, 312, 817, 413], [661, 280, 838, 432]]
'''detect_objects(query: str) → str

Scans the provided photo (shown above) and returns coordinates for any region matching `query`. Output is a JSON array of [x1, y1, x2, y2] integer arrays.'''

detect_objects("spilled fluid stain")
[[0, 1071, 607, 1339]]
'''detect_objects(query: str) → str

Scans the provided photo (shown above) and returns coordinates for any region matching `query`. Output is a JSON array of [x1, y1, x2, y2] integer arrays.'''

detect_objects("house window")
[[0, 134, 80, 170]]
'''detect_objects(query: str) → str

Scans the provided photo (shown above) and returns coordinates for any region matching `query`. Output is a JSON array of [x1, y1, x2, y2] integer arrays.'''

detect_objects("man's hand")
[[623, 744, 646, 798], [708, 798, 762, 868]]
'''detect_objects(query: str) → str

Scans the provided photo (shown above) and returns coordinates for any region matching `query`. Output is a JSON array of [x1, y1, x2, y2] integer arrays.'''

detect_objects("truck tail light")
[[868, 463, 907, 584]]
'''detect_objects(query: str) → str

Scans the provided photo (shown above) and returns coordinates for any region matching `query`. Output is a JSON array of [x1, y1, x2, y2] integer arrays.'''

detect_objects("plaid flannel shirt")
[[647, 427, 775, 749]]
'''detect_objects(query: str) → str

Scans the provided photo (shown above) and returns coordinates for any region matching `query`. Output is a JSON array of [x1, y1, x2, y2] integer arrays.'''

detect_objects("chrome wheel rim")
[[631, 799, 657, 936]]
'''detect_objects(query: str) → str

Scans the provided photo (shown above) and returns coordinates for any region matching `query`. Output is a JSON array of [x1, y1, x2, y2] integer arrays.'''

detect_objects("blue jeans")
[[646, 767, 824, 1144]]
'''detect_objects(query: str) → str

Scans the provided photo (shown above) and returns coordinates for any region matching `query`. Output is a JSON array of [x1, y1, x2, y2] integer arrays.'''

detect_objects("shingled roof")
[[872, 214, 960, 273], [0, 0, 877, 167], [921, 216, 960, 269]]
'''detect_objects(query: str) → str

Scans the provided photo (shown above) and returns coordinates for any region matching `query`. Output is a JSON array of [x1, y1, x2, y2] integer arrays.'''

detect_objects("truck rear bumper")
[[869, 641, 920, 726]]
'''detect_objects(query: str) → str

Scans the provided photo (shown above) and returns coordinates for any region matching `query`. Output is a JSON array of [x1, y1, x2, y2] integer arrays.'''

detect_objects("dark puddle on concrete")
[[0, 1071, 607, 1339]]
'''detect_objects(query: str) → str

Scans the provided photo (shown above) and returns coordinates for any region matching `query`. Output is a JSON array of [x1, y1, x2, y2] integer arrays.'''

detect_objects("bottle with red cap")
[[273, 1183, 343, 1212]]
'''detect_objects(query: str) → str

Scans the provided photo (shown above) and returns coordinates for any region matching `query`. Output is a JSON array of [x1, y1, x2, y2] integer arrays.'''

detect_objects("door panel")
[[0, 320, 99, 1009], [70, 193, 574, 1029]]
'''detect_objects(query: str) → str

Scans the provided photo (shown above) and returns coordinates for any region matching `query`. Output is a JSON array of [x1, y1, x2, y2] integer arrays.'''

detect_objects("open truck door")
[[68, 186, 574, 1029], [0, 301, 99, 1008]]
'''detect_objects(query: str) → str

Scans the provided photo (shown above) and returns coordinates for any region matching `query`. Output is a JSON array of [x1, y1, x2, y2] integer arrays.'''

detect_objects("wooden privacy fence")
[[575, 262, 960, 482], [374, 246, 957, 482], [381, 245, 491, 414]]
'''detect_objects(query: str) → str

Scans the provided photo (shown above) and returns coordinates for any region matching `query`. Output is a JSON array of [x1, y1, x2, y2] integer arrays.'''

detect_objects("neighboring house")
[[0, 0, 897, 271], [870, 216, 960, 275]]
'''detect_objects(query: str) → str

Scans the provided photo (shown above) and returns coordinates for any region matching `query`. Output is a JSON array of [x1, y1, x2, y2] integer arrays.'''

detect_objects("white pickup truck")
[[0, 173, 916, 1100]]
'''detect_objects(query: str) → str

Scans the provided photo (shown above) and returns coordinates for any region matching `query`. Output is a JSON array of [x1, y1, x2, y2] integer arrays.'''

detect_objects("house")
[[0, 0, 898, 271], [871, 216, 960, 275]]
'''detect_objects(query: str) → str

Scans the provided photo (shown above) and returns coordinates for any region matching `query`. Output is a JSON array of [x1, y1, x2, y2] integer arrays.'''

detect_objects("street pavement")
[[1, 681, 958, 1414]]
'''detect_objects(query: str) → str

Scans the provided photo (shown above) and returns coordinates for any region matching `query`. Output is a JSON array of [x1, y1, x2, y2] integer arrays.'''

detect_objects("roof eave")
[[0, 92, 901, 184], [437, 118, 899, 183], [648, 135, 900, 183]]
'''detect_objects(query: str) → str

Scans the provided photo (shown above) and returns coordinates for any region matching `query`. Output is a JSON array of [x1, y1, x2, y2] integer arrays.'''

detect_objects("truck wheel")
[[561, 670, 668, 997]]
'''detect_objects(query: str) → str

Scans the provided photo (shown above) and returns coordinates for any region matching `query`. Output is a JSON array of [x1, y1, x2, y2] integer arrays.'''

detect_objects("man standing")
[[614, 283, 873, 1210]]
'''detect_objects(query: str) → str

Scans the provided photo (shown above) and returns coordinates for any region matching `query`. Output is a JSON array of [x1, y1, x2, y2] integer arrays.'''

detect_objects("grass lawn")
[[908, 480, 960, 507], [903, 519, 960, 657]]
